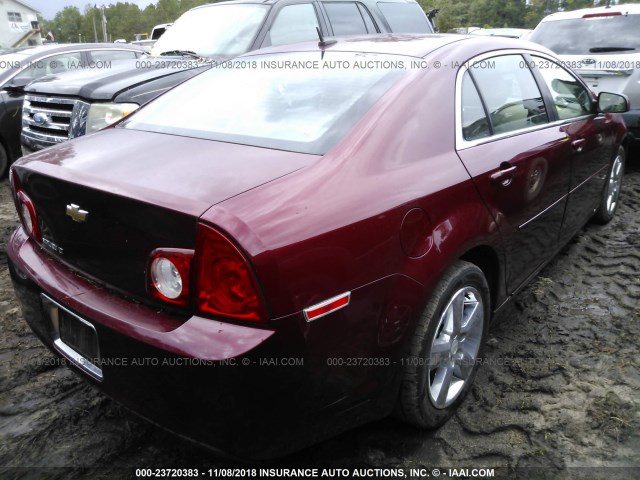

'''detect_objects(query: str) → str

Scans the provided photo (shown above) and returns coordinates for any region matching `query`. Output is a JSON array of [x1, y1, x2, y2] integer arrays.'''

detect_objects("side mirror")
[[597, 92, 629, 114], [3, 76, 31, 92]]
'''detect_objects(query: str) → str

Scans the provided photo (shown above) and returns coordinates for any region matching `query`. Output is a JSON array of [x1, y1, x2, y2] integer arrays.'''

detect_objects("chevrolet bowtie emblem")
[[66, 204, 89, 223]]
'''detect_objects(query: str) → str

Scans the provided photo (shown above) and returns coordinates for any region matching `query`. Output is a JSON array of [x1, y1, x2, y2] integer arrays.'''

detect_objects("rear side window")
[[531, 57, 592, 120], [469, 55, 548, 135], [377, 2, 432, 33], [461, 73, 490, 141], [323, 2, 377, 35]]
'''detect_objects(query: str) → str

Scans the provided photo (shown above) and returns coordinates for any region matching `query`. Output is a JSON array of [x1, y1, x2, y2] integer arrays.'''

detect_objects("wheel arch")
[[459, 244, 502, 313]]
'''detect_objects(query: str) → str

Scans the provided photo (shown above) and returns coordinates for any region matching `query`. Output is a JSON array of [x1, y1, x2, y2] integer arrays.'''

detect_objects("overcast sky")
[[24, 1, 155, 20]]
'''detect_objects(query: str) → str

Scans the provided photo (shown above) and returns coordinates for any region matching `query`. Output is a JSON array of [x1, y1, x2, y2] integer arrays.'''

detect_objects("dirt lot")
[[0, 157, 639, 480]]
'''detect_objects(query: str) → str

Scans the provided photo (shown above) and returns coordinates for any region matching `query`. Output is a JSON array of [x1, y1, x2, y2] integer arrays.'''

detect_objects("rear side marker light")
[[304, 292, 351, 322]]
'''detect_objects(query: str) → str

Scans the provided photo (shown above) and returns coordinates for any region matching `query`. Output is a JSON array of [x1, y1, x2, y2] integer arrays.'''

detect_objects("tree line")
[[42, 0, 635, 44], [42, 0, 214, 43]]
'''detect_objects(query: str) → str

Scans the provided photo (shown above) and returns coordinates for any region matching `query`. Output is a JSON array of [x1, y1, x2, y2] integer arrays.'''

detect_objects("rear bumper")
[[7, 227, 405, 458]]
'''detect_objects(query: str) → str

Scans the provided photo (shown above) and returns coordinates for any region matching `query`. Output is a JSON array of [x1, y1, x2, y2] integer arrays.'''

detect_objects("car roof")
[[190, 0, 418, 9], [539, 3, 640, 22], [241, 33, 546, 59]]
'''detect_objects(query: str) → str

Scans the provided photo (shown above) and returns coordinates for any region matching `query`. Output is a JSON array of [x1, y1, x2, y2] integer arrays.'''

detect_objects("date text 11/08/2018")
[[134, 467, 497, 478]]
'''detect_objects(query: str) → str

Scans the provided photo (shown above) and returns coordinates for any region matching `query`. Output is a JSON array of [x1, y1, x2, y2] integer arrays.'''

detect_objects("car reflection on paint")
[[7, 34, 629, 459]]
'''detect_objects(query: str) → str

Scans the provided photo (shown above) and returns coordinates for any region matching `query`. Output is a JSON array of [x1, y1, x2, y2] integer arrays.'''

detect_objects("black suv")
[[21, 0, 435, 154]]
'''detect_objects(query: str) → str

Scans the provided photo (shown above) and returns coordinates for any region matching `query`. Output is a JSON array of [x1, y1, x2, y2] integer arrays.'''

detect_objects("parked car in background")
[[20, 0, 435, 155], [131, 23, 173, 48], [529, 3, 640, 148], [0, 43, 145, 177], [8, 34, 628, 459]]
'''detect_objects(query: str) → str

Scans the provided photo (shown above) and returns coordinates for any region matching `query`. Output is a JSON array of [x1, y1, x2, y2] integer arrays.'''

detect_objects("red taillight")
[[148, 248, 193, 307], [194, 223, 266, 322], [11, 169, 41, 243]]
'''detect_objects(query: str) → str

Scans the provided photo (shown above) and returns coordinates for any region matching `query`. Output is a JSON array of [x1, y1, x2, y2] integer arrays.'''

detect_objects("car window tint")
[[531, 57, 593, 121], [461, 72, 490, 141], [13, 52, 82, 81], [376, 3, 432, 33], [470, 55, 548, 135], [323, 2, 368, 35], [89, 50, 139, 62], [267, 4, 319, 47]]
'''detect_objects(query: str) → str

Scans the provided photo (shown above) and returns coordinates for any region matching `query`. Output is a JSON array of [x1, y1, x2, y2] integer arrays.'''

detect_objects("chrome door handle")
[[490, 165, 517, 187], [572, 138, 586, 152]]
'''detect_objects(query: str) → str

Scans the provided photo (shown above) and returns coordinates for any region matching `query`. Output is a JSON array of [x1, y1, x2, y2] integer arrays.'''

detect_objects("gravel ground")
[[0, 155, 639, 480]]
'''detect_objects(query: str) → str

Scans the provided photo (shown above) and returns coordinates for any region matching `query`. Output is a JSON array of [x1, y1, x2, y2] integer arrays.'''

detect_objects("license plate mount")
[[41, 294, 103, 381]]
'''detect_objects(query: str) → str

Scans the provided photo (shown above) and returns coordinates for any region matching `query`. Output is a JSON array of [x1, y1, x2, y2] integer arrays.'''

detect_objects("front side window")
[[266, 4, 320, 47], [0, 53, 27, 74], [532, 57, 593, 120], [122, 52, 408, 155], [469, 55, 548, 135], [13, 52, 82, 81]]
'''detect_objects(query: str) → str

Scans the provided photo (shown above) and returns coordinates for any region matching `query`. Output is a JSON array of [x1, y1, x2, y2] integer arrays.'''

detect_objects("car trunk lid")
[[13, 128, 317, 301]]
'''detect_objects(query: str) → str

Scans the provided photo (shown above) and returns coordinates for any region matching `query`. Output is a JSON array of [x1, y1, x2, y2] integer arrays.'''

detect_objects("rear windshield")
[[122, 52, 408, 155], [530, 14, 640, 55]]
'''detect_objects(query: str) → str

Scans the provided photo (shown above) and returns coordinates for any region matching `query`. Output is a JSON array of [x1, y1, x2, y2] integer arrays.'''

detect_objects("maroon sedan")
[[7, 34, 628, 459]]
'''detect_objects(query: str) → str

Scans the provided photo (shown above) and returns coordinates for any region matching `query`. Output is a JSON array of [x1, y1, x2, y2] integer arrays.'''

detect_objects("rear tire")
[[395, 261, 490, 428], [593, 146, 625, 225]]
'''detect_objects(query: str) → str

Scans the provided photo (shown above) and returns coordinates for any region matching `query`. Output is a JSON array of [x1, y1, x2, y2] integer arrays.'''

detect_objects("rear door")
[[529, 55, 617, 244], [456, 53, 572, 293]]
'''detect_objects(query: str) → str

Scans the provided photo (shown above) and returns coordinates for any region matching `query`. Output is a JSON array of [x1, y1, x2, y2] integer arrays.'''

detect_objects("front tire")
[[593, 146, 625, 225], [396, 261, 490, 428]]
